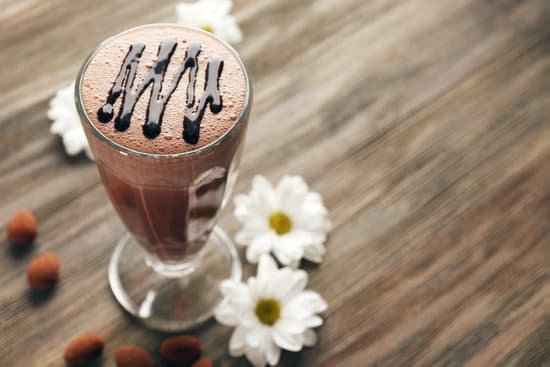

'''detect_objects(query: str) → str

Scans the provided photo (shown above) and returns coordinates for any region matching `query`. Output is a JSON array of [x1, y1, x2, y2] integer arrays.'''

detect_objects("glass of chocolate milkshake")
[[75, 24, 251, 331]]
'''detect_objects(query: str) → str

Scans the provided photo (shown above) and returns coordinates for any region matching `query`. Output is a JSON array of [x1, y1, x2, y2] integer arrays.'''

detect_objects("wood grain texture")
[[1, 0, 549, 366]]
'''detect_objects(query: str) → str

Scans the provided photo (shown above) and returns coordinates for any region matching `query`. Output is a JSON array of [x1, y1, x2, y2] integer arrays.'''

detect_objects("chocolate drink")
[[76, 24, 250, 263]]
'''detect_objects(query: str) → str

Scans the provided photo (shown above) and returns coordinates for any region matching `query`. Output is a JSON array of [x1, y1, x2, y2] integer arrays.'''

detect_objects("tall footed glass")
[[75, 25, 251, 331]]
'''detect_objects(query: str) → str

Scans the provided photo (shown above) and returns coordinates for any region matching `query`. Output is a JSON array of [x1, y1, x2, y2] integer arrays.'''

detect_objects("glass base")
[[108, 226, 241, 331]]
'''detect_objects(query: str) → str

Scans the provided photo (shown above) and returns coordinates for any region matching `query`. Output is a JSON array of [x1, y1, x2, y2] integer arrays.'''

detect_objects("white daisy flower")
[[234, 175, 331, 267], [47, 82, 93, 160], [215, 255, 327, 367], [176, 0, 243, 44]]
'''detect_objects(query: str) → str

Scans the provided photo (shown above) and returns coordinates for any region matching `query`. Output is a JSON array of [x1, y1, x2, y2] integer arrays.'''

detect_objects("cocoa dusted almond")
[[160, 335, 201, 366], [193, 357, 213, 367], [64, 332, 104, 365], [27, 252, 59, 291], [115, 344, 156, 367], [7, 210, 37, 244]]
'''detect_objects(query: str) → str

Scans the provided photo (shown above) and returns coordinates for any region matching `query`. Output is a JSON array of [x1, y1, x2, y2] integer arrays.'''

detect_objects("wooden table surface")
[[1, 0, 549, 366]]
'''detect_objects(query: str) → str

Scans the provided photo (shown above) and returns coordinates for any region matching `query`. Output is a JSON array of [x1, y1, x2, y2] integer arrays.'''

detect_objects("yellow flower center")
[[255, 298, 281, 326], [200, 24, 214, 33], [269, 211, 292, 235]]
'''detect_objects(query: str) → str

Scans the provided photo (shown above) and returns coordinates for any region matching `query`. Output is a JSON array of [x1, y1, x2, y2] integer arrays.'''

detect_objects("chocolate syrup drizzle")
[[97, 38, 224, 143], [184, 57, 223, 144]]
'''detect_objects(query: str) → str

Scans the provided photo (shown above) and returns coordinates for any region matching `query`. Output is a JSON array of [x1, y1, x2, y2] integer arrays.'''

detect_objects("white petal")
[[220, 279, 252, 305], [303, 329, 318, 347], [272, 245, 293, 266], [214, 15, 243, 44], [275, 317, 306, 334], [252, 175, 274, 193], [245, 344, 268, 367], [265, 338, 281, 366], [235, 227, 254, 245], [234, 195, 271, 224], [287, 259, 300, 269], [240, 219, 270, 238], [272, 327, 303, 352], [273, 268, 307, 300], [251, 175, 278, 213], [293, 192, 331, 233], [257, 254, 279, 281], [62, 127, 87, 156], [212, 0, 232, 15], [281, 235, 307, 259], [234, 194, 254, 219], [176, 2, 209, 28], [229, 325, 247, 356], [285, 291, 327, 318], [241, 311, 260, 329], [303, 242, 326, 263], [48, 82, 93, 160], [286, 268, 308, 296], [246, 326, 269, 349], [302, 315, 323, 328], [248, 272, 272, 300], [277, 175, 308, 196], [277, 175, 309, 213], [49, 118, 70, 134], [214, 298, 239, 326], [246, 235, 274, 263], [272, 236, 304, 266], [234, 196, 269, 224]]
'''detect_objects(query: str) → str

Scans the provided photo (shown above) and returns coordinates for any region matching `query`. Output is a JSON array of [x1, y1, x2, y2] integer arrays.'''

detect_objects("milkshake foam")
[[80, 24, 248, 155]]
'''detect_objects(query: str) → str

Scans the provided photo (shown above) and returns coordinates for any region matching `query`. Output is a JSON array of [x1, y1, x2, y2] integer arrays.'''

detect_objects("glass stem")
[[146, 251, 204, 278]]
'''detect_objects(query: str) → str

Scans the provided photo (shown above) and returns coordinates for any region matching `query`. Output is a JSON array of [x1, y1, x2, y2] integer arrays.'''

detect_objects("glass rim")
[[74, 23, 252, 159]]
